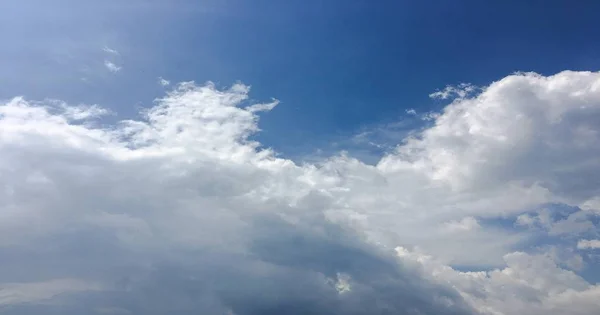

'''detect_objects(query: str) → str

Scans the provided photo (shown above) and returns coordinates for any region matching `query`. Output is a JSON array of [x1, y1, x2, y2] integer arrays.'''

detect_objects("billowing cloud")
[[1, 71, 599, 314], [396, 247, 600, 315], [0, 82, 473, 315]]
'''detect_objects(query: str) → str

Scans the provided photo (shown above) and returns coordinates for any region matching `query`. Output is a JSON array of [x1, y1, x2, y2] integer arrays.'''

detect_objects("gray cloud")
[[0, 215, 474, 315]]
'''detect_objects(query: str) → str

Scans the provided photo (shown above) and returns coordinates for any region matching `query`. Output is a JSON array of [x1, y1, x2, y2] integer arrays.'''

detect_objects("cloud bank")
[[1, 71, 599, 314]]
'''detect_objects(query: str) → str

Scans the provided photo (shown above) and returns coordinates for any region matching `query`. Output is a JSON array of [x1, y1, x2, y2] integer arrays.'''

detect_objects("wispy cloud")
[[102, 46, 120, 55], [104, 60, 121, 73], [158, 77, 170, 86], [429, 83, 479, 100]]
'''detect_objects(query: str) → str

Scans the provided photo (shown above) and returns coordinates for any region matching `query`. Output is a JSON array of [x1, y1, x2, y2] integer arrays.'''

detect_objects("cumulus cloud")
[[0, 82, 473, 315], [396, 247, 600, 315], [1, 71, 600, 314]]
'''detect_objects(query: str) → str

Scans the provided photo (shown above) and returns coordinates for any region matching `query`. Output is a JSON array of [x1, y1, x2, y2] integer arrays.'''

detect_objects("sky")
[[1, 1, 600, 314]]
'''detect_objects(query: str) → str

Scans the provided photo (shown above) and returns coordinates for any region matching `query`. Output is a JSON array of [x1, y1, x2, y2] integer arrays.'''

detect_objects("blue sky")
[[3, 0, 600, 156], [2, 1, 600, 314]]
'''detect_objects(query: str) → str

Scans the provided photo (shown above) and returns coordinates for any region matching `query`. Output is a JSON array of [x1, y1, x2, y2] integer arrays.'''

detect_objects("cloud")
[[443, 217, 480, 233], [515, 208, 596, 236], [429, 83, 479, 100], [104, 60, 121, 73], [102, 46, 122, 74], [0, 279, 101, 306], [382, 71, 600, 200], [0, 82, 475, 315], [103, 46, 120, 56], [1, 71, 600, 314], [246, 99, 279, 113], [158, 77, 170, 86], [580, 197, 600, 213], [396, 247, 600, 315], [60, 103, 111, 120], [577, 239, 600, 250]]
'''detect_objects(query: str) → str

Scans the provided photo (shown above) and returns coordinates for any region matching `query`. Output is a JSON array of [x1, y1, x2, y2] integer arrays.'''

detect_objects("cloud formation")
[[158, 77, 170, 87], [1, 71, 599, 314], [396, 247, 600, 315], [102, 46, 122, 73], [104, 60, 121, 73], [102, 46, 120, 56], [577, 239, 600, 250]]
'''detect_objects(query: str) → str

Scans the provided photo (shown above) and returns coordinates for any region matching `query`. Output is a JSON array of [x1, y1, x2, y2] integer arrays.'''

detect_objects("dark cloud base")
[[0, 216, 475, 315]]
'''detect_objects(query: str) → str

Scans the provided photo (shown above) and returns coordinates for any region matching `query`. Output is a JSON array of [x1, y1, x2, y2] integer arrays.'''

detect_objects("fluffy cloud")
[[0, 83, 472, 315], [396, 247, 600, 315], [1, 70, 599, 314]]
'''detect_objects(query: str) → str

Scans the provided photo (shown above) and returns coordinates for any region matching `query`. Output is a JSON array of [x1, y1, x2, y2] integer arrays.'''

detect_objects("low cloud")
[[1, 71, 600, 314]]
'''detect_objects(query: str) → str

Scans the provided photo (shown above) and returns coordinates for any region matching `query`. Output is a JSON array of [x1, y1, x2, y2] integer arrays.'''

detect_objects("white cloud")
[[580, 197, 600, 213], [61, 103, 111, 120], [396, 246, 600, 315], [0, 82, 473, 314], [577, 239, 600, 250], [429, 83, 479, 100], [102, 46, 122, 74], [1, 70, 600, 314], [102, 46, 120, 55], [246, 99, 279, 113], [104, 60, 121, 73], [381, 71, 600, 200], [158, 77, 170, 86]]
